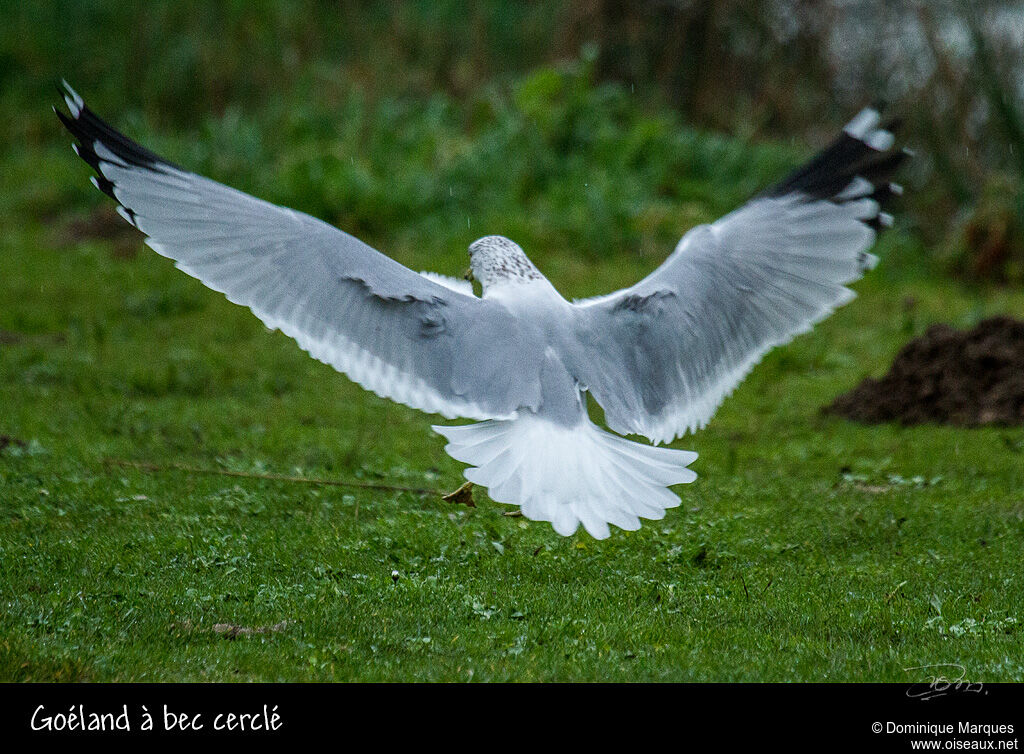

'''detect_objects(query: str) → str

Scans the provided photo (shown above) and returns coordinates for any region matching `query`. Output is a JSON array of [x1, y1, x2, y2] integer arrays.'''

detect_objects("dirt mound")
[[827, 316, 1024, 427]]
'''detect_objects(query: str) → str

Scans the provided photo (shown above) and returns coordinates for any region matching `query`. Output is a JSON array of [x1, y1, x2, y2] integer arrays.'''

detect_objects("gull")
[[56, 82, 907, 540]]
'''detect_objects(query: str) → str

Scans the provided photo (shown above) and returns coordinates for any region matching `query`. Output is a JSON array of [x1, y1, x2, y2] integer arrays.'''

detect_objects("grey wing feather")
[[57, 83, 540, 420], [570, 109, 908, 444]]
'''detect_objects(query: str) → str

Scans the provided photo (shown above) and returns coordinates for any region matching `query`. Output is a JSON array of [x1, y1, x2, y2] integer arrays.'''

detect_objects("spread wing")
[[56, 82, 543, 420], [570, 108, 909, 444]]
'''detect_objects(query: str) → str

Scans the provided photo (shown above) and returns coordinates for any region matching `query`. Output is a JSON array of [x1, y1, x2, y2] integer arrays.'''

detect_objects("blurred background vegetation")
[[3, 0, 1023, 282]]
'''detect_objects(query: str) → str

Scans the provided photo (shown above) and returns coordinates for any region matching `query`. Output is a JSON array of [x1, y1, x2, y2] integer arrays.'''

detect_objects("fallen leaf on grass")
[[441, 481, 476, 508]]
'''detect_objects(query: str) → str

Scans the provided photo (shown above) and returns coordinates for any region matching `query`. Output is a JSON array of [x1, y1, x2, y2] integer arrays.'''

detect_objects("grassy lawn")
[[2, 197, 1023, 681]]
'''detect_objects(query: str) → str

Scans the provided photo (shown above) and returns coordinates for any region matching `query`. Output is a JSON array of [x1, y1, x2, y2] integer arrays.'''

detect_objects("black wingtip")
[[761, 106, 910, 233], [55, 82, 181, 174]]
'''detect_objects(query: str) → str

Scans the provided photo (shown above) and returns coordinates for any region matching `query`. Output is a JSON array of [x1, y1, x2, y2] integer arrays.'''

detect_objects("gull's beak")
[[463, 267, 474, 282]]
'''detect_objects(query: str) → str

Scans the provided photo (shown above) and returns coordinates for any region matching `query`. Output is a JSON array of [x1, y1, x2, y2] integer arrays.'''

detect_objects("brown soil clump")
[[827, 316, 1024, 426]]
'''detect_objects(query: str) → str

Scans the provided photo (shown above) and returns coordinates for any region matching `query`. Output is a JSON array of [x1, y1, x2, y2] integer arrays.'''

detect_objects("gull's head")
[[466, 235, 542, 293]]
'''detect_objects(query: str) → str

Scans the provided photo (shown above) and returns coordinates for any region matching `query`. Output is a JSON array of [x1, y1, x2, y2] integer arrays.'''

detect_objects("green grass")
[[2, 44, 1023, 681]]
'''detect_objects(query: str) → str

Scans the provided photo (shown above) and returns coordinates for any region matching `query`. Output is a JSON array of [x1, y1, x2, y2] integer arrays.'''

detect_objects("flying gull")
[[56, 82, 907, 539]]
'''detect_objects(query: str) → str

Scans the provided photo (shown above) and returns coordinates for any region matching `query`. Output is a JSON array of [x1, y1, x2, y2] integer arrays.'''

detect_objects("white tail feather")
[[433, 415, 698, 539]]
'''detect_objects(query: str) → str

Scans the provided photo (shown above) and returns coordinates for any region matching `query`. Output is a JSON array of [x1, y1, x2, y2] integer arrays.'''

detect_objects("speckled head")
[[468, 235, 543, 291]]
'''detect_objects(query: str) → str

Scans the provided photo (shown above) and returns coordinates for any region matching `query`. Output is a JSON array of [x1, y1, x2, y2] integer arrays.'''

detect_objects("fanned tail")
[[433, 415, 697, 539]]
